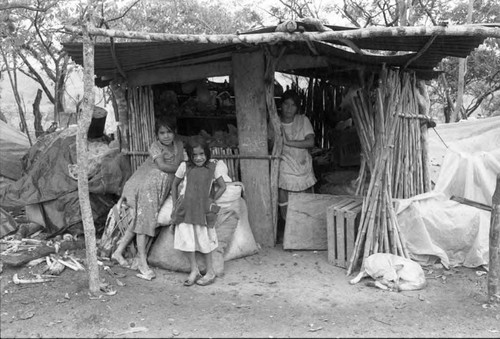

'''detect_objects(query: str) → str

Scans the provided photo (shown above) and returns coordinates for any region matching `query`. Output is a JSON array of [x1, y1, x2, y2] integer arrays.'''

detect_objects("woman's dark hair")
[[281, 90, 301, 107], [155, 115, 177, 136], [280, 89, 302, 115], [185, 136, 211, 167]]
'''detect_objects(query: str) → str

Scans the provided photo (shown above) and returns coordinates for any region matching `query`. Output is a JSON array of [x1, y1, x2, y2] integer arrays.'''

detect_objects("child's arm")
[[155, 156, 181, 173], [171, 176, 181, 203], [212, 176, 227, 202], [170, 175, 182, 220]]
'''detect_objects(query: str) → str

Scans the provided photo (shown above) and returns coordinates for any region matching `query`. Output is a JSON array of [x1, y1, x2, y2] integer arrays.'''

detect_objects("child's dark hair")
[[280, 90, 302, 113], [155, 115, 177, 136], [185, 136, 211, 167]]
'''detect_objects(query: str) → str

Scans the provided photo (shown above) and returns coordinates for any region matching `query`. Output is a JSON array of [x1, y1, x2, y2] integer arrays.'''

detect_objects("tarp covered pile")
[[0, 126, 132, 236], [397, 116, 500, 268]]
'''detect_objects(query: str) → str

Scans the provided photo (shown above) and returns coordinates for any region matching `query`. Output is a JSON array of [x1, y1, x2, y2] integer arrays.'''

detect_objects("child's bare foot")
[[111, 251, 130, 268], [136, 256, 155, 278], [183, 270, 202, 286], [196, 272, 216, 286]]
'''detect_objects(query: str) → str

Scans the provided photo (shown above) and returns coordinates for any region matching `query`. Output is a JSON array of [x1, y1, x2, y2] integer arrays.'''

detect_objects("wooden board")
[[283, 193, 359, 250]]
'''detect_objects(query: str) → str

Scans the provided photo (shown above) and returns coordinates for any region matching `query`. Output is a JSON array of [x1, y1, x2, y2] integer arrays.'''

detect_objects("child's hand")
[[209, 202, 220, 214]]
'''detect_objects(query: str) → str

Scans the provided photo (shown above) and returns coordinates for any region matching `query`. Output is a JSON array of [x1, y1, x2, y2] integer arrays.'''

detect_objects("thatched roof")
[[63, 22, 497, 87]]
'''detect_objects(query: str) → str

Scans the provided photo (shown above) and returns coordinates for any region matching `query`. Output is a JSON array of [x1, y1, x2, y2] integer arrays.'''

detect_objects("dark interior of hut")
[[151, 76, 362, 242]]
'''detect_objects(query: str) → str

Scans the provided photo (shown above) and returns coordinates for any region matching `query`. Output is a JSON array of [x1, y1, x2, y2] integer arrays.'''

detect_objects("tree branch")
[[106, 0, 140, 23], [466, 84, 500, 117], [17, 52, 55, 103], [33, 3, 58, 66], [0, 1, 56, 12], [21, 44, 56, 81]]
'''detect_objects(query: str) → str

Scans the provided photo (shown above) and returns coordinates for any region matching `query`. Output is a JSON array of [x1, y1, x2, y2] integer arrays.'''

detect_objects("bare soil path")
[[1, 245, 499, 338]]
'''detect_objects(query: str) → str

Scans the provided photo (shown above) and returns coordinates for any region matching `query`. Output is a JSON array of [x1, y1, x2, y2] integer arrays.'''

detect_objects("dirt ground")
[[1, 244, 499, 338]]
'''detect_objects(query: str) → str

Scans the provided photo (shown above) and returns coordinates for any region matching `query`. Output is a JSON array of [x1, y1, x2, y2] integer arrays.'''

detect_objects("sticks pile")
[[211, 146, 240, 182], [127, 86, 155, 171], [345, 68, 413, 275], [391, 81, 428, 198]]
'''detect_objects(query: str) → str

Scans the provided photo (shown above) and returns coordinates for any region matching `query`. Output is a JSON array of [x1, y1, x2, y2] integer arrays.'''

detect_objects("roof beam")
[[64, 24, 500, 44], [127, 61, 232, 86], [126, 54, 330, 86]]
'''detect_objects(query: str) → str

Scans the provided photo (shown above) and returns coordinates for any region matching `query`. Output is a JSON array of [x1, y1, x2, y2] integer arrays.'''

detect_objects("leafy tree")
[[429, 0, 500, 119], [1, 0, 83, 127], [0, 0, 262, 132], [270, 0, 500, 121], [91, 0, 262, 38]]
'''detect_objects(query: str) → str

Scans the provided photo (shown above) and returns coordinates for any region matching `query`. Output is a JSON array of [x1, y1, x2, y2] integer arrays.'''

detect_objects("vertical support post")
[[488, 174, 500, 304], [79, 4, 100, 294], [232, 49, 273, 247]]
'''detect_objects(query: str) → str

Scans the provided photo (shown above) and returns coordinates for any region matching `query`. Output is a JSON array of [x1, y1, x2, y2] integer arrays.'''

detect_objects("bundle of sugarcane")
[[391, 76, 426, 199], [127, 86, 155, 171], [345, 68, 411, 276]]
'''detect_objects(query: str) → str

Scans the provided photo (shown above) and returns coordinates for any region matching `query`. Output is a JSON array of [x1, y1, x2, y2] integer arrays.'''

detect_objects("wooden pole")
[[63, 24, 500, 43], [488, 174, 500, 304], [265, 47, 285, 244], [79, 2, 100, 295], [233, 49, 274, 247]]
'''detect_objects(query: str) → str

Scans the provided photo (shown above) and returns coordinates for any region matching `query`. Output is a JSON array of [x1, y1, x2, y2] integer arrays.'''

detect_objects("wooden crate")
[[326, 197, 363, 268]]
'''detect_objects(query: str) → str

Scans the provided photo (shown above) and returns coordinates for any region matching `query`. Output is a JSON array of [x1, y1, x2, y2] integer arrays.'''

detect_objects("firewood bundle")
[[344, 68, 414, 275], [127, 86, 156, 171], [211, 146, 240, 182]]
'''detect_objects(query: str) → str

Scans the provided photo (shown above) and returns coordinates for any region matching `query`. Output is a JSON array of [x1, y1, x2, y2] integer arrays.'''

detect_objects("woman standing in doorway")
[[275, 89, 317, 222]]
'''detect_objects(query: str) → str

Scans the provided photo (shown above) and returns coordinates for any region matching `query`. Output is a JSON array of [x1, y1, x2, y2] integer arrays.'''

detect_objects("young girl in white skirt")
[[171, 137, 227, 286]]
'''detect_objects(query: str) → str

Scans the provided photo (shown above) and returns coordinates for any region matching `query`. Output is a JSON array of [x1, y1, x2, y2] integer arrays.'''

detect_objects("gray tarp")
[[0, 126, 132, 235]]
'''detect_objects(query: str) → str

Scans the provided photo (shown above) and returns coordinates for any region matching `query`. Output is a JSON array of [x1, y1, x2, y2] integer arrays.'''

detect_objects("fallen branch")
[[12, 273, 54, 285]]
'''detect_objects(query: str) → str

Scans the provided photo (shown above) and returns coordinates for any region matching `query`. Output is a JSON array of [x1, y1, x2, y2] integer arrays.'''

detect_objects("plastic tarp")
[[0, 120, 30, 180], [0, 126, 132, 235], [396, 116, 500, 268]]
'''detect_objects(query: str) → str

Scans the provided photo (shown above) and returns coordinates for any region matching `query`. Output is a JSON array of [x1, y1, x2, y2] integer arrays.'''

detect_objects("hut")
[[62, 20, 495, 273]]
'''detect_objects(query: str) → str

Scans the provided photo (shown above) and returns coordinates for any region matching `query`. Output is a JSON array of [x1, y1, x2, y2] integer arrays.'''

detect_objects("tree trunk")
[[32, 89, 44, 138], [454, 0, 474, 123], [78, 4, 100, 295], [109, 79, 129, 152], [489, 174, 500, 304], [454, 62, 465, 122], [439, 72, 454, 123], [398, 0, 407, 26], [1, 47, 32, 146]]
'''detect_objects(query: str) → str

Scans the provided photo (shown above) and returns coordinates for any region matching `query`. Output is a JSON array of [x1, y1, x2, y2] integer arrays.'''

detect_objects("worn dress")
[[121, 139, 183, 237], [173, 160, 227, 253], [279, 114, 317, 191]]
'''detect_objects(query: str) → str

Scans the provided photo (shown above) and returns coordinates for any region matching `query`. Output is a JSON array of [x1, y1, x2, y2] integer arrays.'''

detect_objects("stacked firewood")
[[344, 68, 415, 275], [127, 86, 156, 171], [211, 147, 240, 182]]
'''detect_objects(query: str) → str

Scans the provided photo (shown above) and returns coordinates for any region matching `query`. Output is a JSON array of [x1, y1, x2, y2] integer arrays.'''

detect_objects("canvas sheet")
[[396, 191, 490, 268], [0, 127, 132, 235], [397, 116, 500, 268]]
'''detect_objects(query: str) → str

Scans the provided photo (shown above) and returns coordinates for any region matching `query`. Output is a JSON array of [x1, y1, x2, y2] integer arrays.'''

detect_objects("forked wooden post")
[[488, 174, 500, 304]]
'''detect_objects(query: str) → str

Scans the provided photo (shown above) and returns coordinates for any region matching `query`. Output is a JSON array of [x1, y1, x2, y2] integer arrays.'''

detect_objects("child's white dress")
[[173, 160, 229, 253]]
